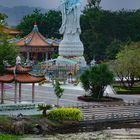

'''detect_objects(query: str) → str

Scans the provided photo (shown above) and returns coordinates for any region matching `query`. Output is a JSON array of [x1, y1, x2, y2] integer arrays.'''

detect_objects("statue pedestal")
[[57, 55, 87, 67], [58, 33, 87, 67]]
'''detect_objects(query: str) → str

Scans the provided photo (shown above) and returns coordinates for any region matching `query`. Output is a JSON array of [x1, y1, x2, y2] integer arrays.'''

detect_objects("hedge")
[[47, 107, 83, 121]]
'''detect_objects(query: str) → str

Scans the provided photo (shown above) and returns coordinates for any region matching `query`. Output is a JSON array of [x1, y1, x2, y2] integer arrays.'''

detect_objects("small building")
[[3, 26, 22, 37], [16, 23, 59, 61]]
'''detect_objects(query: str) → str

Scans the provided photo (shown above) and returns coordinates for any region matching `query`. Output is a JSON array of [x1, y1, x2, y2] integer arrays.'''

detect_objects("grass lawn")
[[113, 82, 140, 94], [0, 134, 20, 140]]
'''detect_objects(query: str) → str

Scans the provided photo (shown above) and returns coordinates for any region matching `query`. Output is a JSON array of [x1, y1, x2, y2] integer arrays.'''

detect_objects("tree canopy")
[[80, 8, 140, 63], [80, 64, 114, 99], [111, 42, 140, 88], [0, 13, 17, 74], [17, 9, 62, 38]]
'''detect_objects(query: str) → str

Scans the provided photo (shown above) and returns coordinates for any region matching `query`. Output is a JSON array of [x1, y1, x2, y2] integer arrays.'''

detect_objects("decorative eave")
[[5, 65, 31, 74], [0, 74, 14, 83], [16, 23, 50, 47], [15, 74, 45, 83], [3, 26, 23, 35]]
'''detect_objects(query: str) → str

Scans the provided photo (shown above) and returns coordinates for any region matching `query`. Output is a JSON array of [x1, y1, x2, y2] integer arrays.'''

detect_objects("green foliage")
[[38, 104, 53, 116], [81, 8, 140, 63], [51, 53, 59, 59], [53, 80, 64, 106], [47, 107, 83, 121], [106, 39, 123, 60], [111, 42, 140, 88], [113, 83, 140, 94], [45, 10, 62, 38], [0, 134, 19, 140], [53, 80, 64, 98], [0, 13, 8, 25], [17, 9, 62, 38], [80, 64, 114, 99], [0, 17, 17, 74], [87, 0, 101, 8]]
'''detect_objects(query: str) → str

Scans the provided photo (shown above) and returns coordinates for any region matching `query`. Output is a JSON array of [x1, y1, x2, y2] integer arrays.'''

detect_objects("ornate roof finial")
[[33, 22, 39, 32], [16, 56, 21, 65]]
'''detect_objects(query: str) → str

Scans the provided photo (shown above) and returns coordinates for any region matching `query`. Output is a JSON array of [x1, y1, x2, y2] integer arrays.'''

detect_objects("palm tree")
[[80, 64, 114, 99], [38, 104, 52, 116]]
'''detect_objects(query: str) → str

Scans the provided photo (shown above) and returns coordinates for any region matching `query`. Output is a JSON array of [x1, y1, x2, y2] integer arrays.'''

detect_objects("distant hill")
[[0, 5, 48, 27]]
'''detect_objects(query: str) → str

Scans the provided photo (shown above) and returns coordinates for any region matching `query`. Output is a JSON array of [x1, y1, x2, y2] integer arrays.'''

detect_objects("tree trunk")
[[57, 97, 59, 107], [43, 109, 47, 116]]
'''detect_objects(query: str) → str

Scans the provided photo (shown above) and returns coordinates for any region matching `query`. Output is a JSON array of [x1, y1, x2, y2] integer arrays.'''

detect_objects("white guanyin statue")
[[58, 0, 86, 67], [59, 0, 81, 35]]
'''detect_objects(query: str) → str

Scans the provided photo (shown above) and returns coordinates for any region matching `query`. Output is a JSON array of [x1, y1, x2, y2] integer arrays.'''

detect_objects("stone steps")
[[80, 105, 140, 120]]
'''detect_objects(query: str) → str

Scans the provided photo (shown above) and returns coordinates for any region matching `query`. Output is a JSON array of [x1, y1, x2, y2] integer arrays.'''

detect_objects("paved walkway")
[[0, 83, 140, 116], [45, 83, 140, 103]]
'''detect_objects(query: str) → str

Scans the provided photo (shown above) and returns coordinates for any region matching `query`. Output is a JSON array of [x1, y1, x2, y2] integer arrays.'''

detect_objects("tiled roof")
[[15, 74, 45, 83], [17, 24, 50, 46], [0, 74, 14, 83], [3, 26, 22, 35], [0, 63, 45, 83], [6, 65, 31, 73]]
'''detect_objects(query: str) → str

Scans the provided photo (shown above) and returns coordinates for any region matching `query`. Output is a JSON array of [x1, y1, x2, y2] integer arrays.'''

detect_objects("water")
[[22, 128, 140, 140]]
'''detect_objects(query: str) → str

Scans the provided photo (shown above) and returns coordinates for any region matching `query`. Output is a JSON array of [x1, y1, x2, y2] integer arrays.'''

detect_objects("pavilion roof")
[[15, 74, 45, 83], [16, 23, 50, 47], [0, 59, 45, 83], [6, 65, 32, 73], [0, 74, 14, 83], [0, 73, 45, 83], [3, 26, 22, 35]]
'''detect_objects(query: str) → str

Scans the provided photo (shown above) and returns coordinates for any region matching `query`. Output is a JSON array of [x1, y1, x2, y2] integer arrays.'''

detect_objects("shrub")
[[80, 64, 114, 99], [0, 116, 12, 131], [47, 107, 83, 121], [38, 104, 53, 116]]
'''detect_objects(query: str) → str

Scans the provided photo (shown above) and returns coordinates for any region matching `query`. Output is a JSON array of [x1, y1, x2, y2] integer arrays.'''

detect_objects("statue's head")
[[65, 0, 80, 13], [69, 0, 80, 5]]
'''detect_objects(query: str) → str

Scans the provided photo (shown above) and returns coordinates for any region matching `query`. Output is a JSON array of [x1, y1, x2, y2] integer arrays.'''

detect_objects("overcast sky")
[[0, 0, 140, 10]]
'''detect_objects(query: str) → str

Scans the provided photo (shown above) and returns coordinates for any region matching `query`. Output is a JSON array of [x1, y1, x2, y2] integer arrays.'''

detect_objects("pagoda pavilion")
[[16, 23, 59, 61], [0, 56, 45, 104]]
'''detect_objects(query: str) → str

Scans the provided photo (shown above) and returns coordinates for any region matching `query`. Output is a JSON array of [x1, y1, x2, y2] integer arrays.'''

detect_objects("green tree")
[[81, 8, 140, 63], [0, 13, 7, 25], [17, 9, 62, 38], [106, 39, 123, 60], [0, 15, 17, 74], [38, 104, 52, 116], [87, 0, 101, 8], [45, 10, 62, 38], [111, 42, 140, 88], [53, 80, 64, 106], [80, 64, 114, 99]]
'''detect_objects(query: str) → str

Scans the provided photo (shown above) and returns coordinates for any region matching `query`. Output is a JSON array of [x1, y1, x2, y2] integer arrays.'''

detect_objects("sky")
[[0, 0, 140, 10]]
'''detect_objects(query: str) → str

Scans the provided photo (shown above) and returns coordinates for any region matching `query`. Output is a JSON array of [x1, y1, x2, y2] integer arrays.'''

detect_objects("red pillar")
[[1, 83, 4, 104], [19, 83, 21, 103], [14, 82, 17, 103], [32, 83, 35, 103]]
